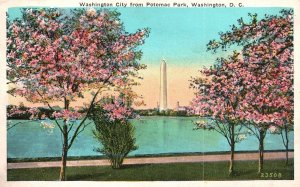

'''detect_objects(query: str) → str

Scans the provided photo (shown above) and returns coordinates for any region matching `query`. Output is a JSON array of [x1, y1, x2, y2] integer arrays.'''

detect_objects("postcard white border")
[[0, 0, 299, 187]]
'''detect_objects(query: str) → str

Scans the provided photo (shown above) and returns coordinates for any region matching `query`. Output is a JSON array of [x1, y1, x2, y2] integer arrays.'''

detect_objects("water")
[[7, 116, 294, 158]]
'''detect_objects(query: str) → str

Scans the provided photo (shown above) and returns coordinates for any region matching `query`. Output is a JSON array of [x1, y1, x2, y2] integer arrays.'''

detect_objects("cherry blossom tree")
[[7, 8, 149, 180], [269, 118, 293, 166], [206, 9, 293, 173], [191, 52, 247, 176]]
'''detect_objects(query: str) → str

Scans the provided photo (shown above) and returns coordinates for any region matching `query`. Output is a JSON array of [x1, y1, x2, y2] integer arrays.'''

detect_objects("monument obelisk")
[[159, 59, 167, 111]]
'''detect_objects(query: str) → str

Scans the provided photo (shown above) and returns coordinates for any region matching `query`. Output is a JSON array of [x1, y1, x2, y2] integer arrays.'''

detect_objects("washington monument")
[[159, 59, 167, 111]]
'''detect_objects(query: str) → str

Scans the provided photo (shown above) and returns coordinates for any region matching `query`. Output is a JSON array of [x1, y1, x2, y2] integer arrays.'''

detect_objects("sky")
[[7, 7, 285, 109]]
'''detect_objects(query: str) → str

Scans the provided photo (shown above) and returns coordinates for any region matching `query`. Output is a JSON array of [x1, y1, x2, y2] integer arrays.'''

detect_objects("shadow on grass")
[[66, 164, 152, 181], [237, 169, 257, 176], [67, 171, 105, 181], [121, 164, 152, 169]]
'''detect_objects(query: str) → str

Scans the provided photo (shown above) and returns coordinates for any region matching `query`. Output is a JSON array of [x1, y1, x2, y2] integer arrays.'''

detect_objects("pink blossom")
[[52, 110, 81, 120]]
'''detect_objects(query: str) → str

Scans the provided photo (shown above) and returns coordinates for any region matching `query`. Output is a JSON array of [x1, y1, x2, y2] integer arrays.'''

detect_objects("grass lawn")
[[7, 159, 294, 181]]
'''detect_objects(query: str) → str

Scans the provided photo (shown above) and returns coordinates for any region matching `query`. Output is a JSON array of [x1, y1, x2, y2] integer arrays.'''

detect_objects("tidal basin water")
[[7, 116, 294, 158]]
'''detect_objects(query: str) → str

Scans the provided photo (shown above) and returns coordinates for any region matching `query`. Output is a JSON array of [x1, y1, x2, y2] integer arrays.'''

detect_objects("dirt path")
[[7, 151, 294, 169]]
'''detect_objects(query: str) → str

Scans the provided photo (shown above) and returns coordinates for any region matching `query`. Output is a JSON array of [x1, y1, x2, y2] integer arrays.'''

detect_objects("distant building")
[[175, 101, 188, 112]]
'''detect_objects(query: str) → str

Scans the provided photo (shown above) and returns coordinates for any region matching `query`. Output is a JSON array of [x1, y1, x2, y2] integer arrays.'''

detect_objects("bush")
[[90, 106, 137, 169]]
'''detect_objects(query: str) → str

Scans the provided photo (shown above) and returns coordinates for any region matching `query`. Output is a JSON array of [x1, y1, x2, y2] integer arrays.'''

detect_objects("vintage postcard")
[[0, 0, 299, 186]]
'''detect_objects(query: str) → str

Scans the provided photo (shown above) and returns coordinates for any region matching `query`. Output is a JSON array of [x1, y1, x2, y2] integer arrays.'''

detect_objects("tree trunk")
[[258, 130, 264, 173], [229, 142, 235, 175], [285, 125, 289, 166], [229, 125, 235, 176], [59, 124, 68, 181], [59, 99, 70, 181], [111, 154, 124, 169]]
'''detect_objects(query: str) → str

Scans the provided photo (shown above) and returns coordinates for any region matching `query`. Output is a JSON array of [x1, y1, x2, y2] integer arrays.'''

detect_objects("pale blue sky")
[[8, 7, 286, 66], [118, 8, 284, 65]]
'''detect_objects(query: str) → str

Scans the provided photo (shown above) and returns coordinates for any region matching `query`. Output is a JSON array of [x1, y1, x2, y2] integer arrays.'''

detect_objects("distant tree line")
[[135, 109, 190, 117], [7, 104, 86, 120]]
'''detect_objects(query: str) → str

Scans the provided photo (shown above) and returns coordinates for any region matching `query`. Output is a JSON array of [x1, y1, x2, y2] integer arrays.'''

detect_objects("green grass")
[[8, 159, 294, 181]]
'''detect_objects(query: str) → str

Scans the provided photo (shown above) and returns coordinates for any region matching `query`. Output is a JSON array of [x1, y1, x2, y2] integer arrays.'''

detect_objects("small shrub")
[[91, 106, 137, 169]]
